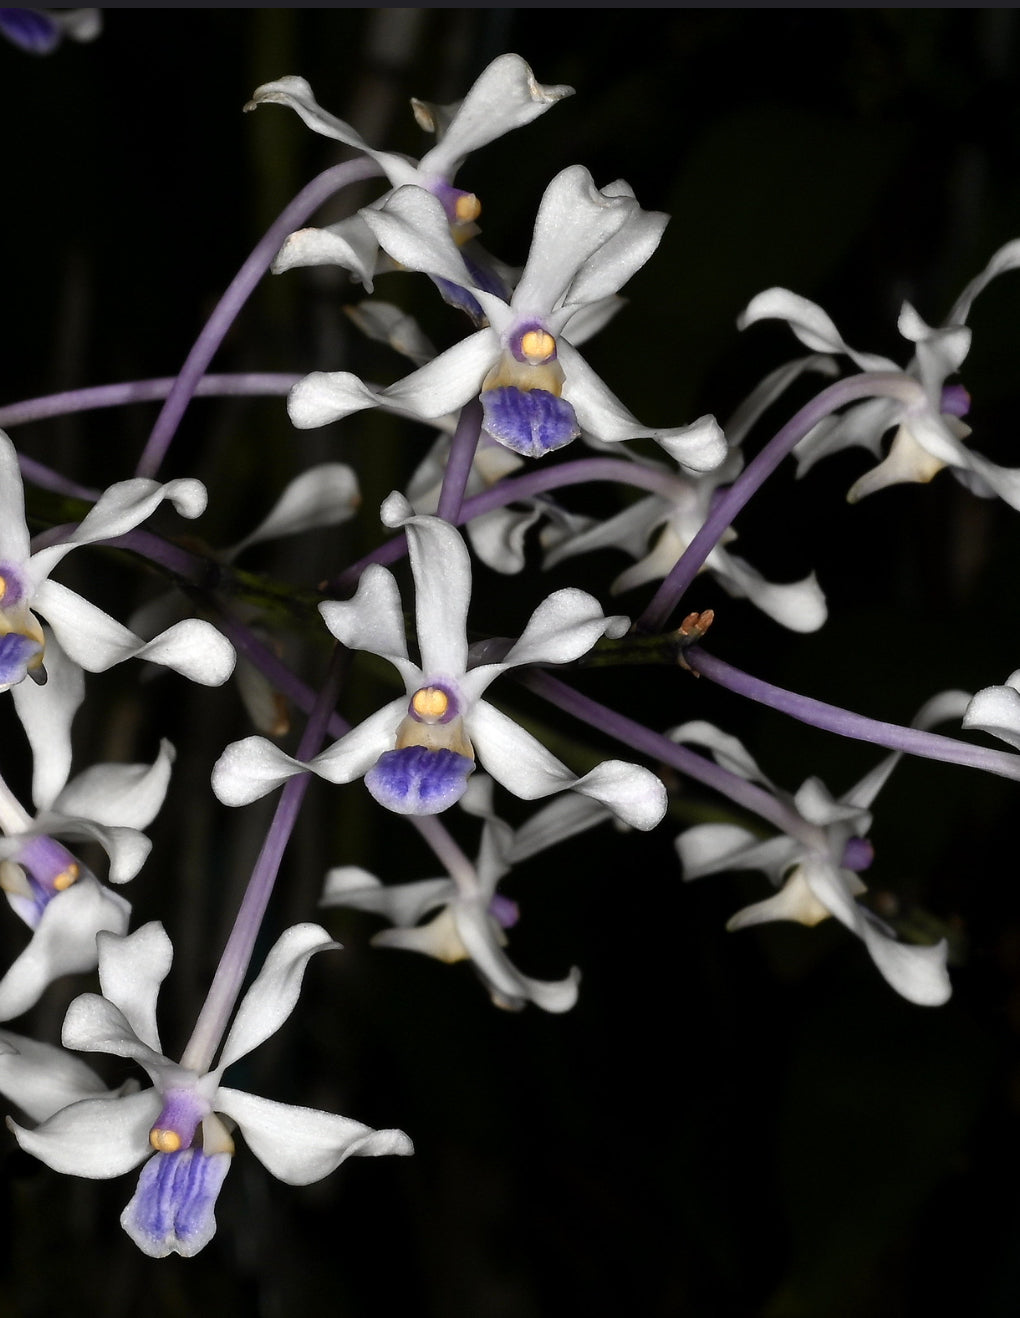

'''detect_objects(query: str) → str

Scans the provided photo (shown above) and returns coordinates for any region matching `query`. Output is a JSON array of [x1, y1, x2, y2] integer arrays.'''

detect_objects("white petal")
[[737, 288, 896, 372], [360, 186, 474, 286], [509, 794, 614, 863], [61, 994, 170, 1083], [677, 824, 796, 883], [569, 760, 667, 831], [420, 53, 573, 179], [216, 924, 339, 1074], [9, 1088, 159, 1178], [802, 857, 951, 1005], [0, 1029, 113, 1123], [289, 331, 495, 429], [667, 720, 776, 788], [380, 495, 472, 679], [273, 217, 380, 287], [53, 739, 174, 830], [963, 682, 1020, 751], [245, 76, 418, 187], [33, 583, 235, 685], [947, 237, 1020, 325], [318, 564, 417, 687], [512, 166, 635, 318], [321, 867, 454, 926], [346, 298, 436, 366], [10, 631, 83, 810], [229, 465, 360, 557], [676, 822, 763, 878], [211, 736, 308, 807], [34, 814, 148, 885], [452, 903, 579, 1013], [96, 922, 173, 1053], [216, 1086, 412, 1185], [726, 867, 833, 930], [558, 342, 726, 468], [469, 587, 627, 683], [561, 196, 668, 309], [468, 702, 664, 827], [467, 700, 575, 800], [29, 477, 208, 585], [0, 876, 131, 1020], [711, 549, 827, 632], [306, 699, 407, 784], [0, 430, 30, 564]]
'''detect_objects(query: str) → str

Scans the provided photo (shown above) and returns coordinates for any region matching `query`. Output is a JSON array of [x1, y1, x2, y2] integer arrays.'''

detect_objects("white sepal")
[[215, 1086, 412, 1185]]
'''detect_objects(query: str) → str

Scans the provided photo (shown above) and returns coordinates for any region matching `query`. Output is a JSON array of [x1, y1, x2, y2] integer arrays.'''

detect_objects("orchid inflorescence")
[[2, 47, 1020, 1261]]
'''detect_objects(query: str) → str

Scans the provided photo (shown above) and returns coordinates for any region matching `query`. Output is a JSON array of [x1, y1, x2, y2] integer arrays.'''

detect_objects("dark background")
[[3, 9, 1020, 1316]]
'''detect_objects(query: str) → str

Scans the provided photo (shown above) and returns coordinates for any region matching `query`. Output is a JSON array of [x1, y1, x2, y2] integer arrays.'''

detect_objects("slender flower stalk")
[[334, 456, 688, 589], [178, 646, 347, 1075], [134, 159, 382, 480], [636, 373, 934, 632], [435, 398, 483, 524], [517, 669, 826, 847], [686, 646, 1020, 780], [0, 374, 302, 431]]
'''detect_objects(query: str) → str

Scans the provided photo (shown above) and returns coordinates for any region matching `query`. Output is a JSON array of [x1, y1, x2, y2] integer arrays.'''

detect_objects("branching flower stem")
[[686, 645, 1020, 780], [0, 374, 302, 432], [636, 372, 933, 633], [516, 669, 826, 848], [134, 157, 383, 481], [334, 455, 689, 590], [178, 644, 347, 1076]]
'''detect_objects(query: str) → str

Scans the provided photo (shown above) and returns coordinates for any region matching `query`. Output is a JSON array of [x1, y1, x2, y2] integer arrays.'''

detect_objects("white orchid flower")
[[672, 706, 965, 1006], [8, 922, 413, 1258], [322, 777, 616, 1012], [246, 53, 572, 307], [213, 493, 667, 828], [0, 430, 235, 691], [0, 635, 177, 1020], [288, 169, 725, 467], [544, 444, 827, 633], [738, 238, 1020, 505]]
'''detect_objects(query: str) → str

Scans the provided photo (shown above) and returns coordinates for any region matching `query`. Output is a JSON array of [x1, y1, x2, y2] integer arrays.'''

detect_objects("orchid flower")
[[213, 493, 667, 828], [0, 634, 174, 1019], [672, 707, 964, 1005], [322, 777, 616, 1012], [288, 169, 726, 466], [738, 238, 1020, 505], [0, 430, 235, 691], [245, 53, 572, 308], [8, 922, 413, 1258], [544, 445, 827, 632]]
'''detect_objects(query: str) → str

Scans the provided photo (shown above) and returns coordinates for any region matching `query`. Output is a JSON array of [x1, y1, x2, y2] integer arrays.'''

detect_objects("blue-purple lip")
[[481, 386, 580, 458], [122, 1148, 231, 1258], [365, 745, 474, 815]]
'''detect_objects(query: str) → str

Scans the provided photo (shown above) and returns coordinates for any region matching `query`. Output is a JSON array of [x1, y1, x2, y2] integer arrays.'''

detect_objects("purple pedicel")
[[481, 387, 579, 458], [365, 746, 475, 816]]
